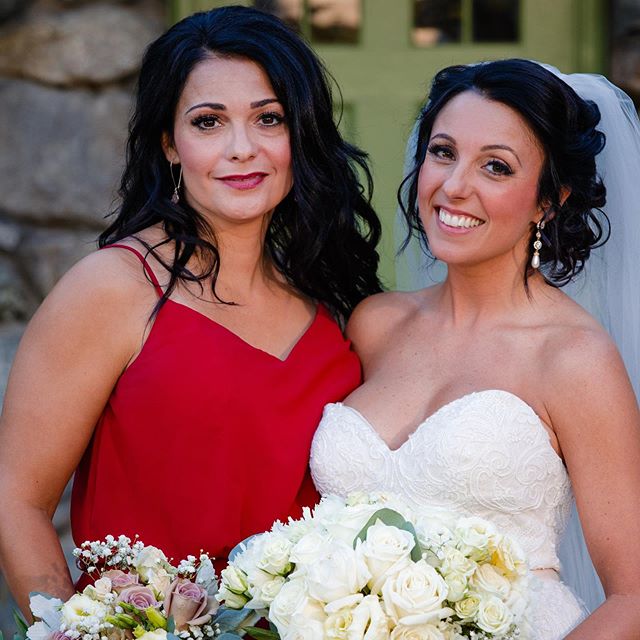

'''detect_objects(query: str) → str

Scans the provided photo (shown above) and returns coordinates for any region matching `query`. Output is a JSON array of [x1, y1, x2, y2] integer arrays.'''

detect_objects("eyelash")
[[426, 143, 514, 176], [190, 111, 286, 130]]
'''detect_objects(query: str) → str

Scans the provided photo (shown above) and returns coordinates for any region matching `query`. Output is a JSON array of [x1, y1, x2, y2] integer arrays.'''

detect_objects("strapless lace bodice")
[[311, 389, 572, 571], [311, 390, 587, 638]]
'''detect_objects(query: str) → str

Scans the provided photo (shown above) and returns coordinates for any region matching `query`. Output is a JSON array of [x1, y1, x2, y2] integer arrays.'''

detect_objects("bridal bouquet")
[[24, 535, 219, 640], [217, 493, 531, 640]]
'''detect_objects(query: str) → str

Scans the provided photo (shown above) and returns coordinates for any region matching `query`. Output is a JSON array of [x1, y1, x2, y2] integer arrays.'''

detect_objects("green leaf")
[[167, 633, 181, 640], [166, 616, 176, 633], [217, 634, 244, 640], [354, 508, 423, 561], [13, 610, 28, 638], [243, 626, 280, 640], [213, 608, 256, 634]]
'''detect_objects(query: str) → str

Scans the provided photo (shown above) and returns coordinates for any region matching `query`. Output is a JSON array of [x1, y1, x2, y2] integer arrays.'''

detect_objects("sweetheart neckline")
[[327, 389, 561, 460]]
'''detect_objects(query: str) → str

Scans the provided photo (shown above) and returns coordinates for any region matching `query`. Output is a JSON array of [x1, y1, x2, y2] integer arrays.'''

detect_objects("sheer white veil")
[[394, 63, 640, 612]]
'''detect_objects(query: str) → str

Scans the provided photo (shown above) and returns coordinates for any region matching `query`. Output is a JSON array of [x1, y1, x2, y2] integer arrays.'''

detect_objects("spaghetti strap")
[[102, 243, 164, 298]]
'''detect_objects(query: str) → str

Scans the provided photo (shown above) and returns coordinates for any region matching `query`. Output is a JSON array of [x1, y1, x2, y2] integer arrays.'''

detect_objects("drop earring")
[[169, 160, 182, 204], [531, 220, 545, 269]]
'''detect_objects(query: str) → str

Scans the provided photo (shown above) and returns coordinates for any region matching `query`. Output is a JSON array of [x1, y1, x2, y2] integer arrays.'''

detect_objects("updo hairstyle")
[[400, 58, 608, 285]]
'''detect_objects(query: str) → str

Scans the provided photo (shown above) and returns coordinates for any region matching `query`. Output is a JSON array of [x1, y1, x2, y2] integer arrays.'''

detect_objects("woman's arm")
[[545, 329, 640, 639], [0, 249, 153, 616]]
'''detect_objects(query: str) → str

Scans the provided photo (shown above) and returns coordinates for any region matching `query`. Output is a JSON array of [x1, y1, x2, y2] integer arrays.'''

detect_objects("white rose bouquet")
[[22, 535, 223, 640], [216, 493, 531, 640]]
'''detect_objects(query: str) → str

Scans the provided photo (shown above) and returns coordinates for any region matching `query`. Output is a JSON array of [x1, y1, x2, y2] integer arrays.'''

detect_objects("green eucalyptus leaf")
[[13, 610, 28, 637], [243, 626, 280, 640], [217, 634, 244, 640], [166, 616, 176, 633], [214, 607, 256, 634], [353, 508, 422, 561]]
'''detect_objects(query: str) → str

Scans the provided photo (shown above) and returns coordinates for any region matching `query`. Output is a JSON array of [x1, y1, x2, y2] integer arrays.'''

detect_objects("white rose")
[[389, 623, 445, 640], [290, 531, 330, 567], [148, 568, 173, 597], [221, 565, 250, 595], [454, 518, 496, 561], [137, 630, 167, 640], [247, 575, 286, 608], [25, 622, 52, 640], [476, 595, 513, 636], [491, 535, 528, 579], [439, 547, 475, 578], [61, 593, 107, 625], [305, 539, 371, 604], [284, 618, 324, 640], [443, 572, 468, 603], [470, 564, 511, 599], [453, 593, 481, 621], [381, 560, 451, 626], [315, 499, 379, 545], [414, 509, 456, 552], [324, 606, 357, 640], [358, 522, 415, 594], [256, 532, 293, 576], [269, 579, 324, 637], [347, 595, 389, 640], [218, 587, 249, 609], [133, 546, 169, 582]]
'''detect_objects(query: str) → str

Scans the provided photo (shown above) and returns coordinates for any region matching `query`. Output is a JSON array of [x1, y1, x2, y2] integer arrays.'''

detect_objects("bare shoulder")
[[540, 301, 637, 441], [346, 290, 424, 355], [22, 242, 160, 368]]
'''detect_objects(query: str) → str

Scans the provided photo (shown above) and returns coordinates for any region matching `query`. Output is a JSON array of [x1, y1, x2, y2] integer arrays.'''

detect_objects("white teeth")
[[438, 208, 482, 228]]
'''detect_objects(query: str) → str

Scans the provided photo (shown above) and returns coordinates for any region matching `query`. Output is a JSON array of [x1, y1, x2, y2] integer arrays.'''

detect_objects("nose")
[[227, 123, 257, 162], [441, 162, 473, 200]]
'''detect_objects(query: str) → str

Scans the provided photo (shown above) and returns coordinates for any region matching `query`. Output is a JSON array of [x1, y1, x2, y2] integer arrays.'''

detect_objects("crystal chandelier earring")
[[531, 219, 545, 269], [169, 160, 182, 204]]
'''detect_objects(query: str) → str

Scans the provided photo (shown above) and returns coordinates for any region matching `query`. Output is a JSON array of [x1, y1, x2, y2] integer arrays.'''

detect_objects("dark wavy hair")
[[99, 5, 382, 320], [399, 58, 609, 286]]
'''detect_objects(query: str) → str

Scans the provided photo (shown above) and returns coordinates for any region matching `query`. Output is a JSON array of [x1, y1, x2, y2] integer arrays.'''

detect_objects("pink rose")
[[163, 579, 218, 630], [49, 633, 69, 640], [103, 570, 139, 593], [119, 585, 158, 609]]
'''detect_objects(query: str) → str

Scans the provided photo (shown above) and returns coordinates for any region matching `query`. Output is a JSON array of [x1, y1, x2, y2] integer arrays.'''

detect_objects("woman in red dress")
[[0, 6, 382, 614]]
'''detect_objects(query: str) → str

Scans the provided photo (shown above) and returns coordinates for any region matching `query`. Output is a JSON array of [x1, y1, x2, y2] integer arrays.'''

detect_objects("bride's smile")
[[418, 91, 545, 270]]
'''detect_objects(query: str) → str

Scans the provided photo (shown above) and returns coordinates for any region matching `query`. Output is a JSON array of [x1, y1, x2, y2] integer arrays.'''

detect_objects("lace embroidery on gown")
[[310, 389, 587, 640]]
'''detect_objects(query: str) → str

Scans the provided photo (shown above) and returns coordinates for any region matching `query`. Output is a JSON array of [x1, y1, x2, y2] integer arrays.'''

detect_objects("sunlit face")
[[163, 56, 293, 230], [417, 91, 545, 269]]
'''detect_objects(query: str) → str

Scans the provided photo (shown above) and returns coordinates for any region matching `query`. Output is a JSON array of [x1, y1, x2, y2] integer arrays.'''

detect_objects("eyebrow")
[[185, 98, 280, 114], [430, 134, 522, 167]]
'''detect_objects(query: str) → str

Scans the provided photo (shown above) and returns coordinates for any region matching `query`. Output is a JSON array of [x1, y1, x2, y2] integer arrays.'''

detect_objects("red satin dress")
[[71, 244, 360, 571]]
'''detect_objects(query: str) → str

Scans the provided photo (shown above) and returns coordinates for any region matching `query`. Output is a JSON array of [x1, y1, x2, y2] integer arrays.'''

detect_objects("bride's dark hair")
[[99, 5, 382, 321], [399, 58, 608, 286]]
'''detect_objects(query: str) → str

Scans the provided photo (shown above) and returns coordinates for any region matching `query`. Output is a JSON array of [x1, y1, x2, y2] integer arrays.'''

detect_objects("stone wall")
[[0, 0, 164, 632]]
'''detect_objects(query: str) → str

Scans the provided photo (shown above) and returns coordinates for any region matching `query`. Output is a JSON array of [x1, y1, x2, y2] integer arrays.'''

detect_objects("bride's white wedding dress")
[[310, 389, 587, 639]]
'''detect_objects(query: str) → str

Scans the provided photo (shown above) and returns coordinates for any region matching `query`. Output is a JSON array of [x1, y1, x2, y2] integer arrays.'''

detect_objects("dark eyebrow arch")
[[481, 144, 522, 167], [185, 98, 280, 115]]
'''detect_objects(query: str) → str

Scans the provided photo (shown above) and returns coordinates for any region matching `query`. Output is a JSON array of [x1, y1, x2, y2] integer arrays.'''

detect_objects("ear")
[[558, 186, 571, 207], [161, 131, 180, 164], [537, 186, 572, 223]]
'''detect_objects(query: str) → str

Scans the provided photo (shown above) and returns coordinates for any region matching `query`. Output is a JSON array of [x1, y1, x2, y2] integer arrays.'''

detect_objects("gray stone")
[[0, 4, 162, 86], [0, 79, 131, 226], [0, 255, 37, 321], [0, 219, 21, 251], [17, 227, 97, 296]]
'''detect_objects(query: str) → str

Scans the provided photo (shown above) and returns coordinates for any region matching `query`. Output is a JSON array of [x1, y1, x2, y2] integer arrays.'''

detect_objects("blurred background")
[[1, 0, 639, 632]]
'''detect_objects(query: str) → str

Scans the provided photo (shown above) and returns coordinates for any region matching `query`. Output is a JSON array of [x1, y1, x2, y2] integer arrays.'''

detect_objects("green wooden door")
[[170, 0, 606, 287]]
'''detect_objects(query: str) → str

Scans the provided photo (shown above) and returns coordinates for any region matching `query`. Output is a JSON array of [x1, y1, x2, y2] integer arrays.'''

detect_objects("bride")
[[310, 60, 640, 638]]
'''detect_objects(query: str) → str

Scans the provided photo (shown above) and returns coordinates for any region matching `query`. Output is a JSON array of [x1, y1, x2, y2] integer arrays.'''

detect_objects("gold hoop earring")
[[531, 219, 545, 269], [169, 160, 182, 204]]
